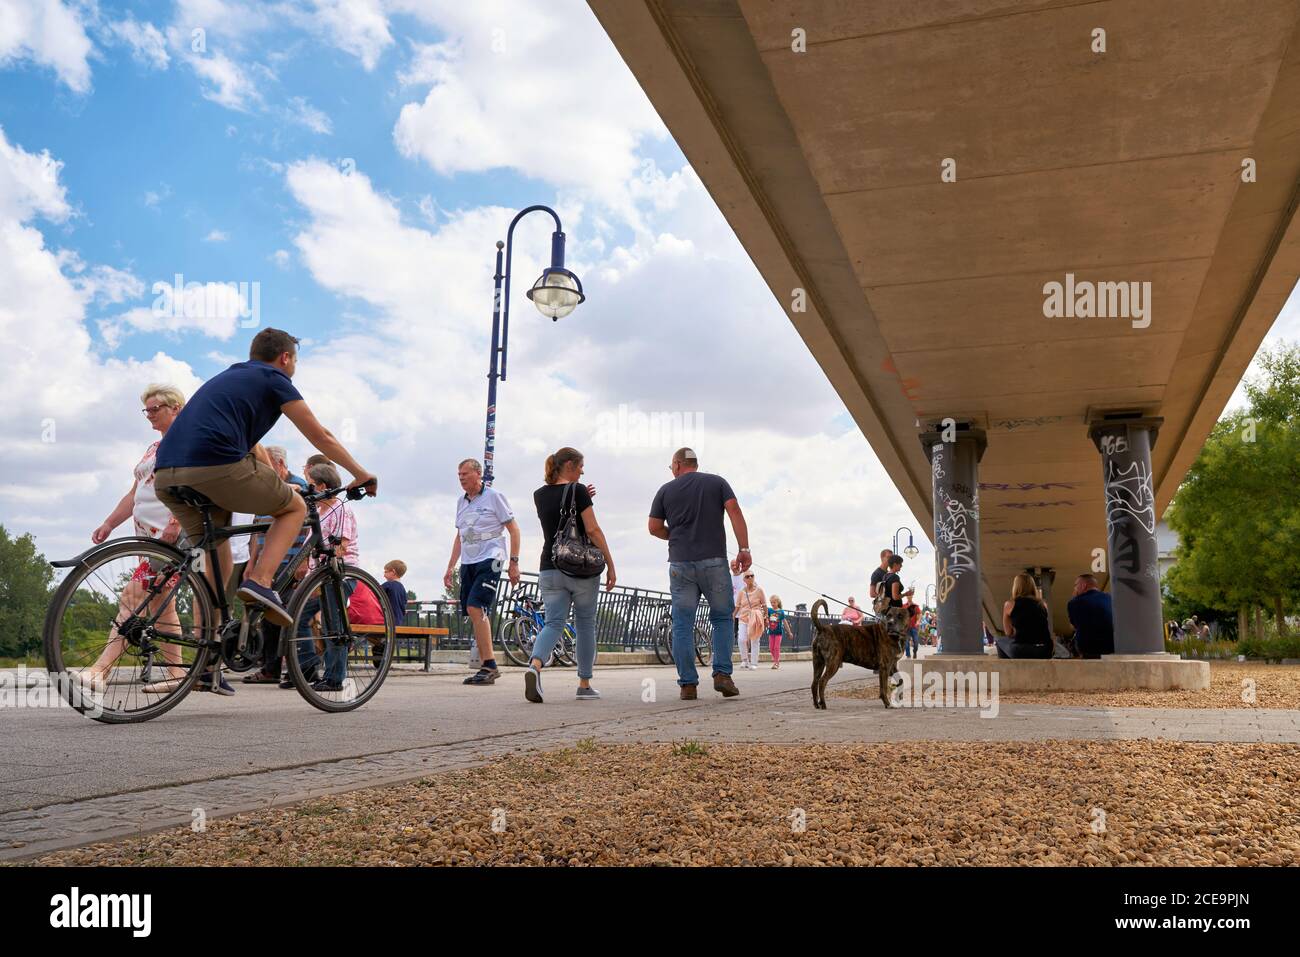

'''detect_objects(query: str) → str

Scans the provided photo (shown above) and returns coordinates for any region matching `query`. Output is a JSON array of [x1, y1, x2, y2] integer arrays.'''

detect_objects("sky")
[[0, 0, 1295, 612]]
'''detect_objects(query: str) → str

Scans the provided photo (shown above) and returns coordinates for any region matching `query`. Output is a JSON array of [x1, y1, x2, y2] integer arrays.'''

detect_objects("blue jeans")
[[906, 627, 919, 658], [297, 578, 356, 684], [534, 569, 599, 679], [668, 557, 735, 687]]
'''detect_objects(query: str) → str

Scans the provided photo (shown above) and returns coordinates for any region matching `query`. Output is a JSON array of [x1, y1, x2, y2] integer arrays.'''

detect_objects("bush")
[[1166, 637, 1239, 659], [1237, 631, 1300, 661]]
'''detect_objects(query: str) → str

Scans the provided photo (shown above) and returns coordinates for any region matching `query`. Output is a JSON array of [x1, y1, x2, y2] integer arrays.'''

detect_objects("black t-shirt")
[[1009, 597, 1051, 646], [880, 572, 904, 607], [648, 471, 736, 563], [870, 566, 887, 598], [534, 482, 596, 575]]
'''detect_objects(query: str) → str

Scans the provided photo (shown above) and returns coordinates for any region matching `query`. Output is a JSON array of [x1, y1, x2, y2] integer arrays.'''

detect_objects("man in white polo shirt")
[[443, 458, 522, 685]]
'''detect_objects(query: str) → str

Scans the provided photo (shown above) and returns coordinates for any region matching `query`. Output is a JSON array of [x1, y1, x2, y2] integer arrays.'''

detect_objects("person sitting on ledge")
[[1068, 574, 1115, 659], [996, 574, 1053, 659]]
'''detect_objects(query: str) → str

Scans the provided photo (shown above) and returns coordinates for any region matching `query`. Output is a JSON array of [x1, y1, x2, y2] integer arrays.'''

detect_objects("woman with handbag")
[[527, 447, 616, 703]]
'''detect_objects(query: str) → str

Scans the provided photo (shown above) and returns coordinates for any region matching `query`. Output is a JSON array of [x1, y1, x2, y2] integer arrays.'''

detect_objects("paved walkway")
[[2, 660, 1297, 861]]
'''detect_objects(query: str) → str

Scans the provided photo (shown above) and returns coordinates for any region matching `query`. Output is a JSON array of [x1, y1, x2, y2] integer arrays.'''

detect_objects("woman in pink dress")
[[82, 385, 189, 690]]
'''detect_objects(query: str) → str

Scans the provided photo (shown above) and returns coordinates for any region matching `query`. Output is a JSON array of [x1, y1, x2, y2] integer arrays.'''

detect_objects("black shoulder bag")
[[551, 482, 606, 578]]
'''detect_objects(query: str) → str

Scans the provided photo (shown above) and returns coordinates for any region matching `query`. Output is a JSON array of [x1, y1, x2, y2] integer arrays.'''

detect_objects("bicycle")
[[43, 482, 394, 723], [652, 611, 711, 667], [499, 598, 575, 668]]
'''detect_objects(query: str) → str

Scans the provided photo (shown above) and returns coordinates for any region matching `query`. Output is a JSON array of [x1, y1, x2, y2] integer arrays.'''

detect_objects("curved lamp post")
[[892, 526, 920, 560], [483, 205, 585, 485]]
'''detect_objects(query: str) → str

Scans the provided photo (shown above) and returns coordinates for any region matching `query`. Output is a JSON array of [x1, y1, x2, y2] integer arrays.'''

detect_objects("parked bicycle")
[[499, 598, 575, 667], [652, 611, 711, 667], [43, 482, 394, 723]]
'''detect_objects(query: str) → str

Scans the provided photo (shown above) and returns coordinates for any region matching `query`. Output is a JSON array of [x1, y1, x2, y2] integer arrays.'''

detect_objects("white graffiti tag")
[[936, 495, 977, 587], [932, 446, 946, 483], [1104, 460, 1155, 535]]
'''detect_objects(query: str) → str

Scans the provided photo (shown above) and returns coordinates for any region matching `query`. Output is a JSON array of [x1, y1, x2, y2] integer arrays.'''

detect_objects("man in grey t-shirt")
[[648, 447, 751, 699]]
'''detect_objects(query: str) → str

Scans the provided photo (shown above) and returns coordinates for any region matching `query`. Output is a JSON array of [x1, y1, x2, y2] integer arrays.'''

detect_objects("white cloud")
[[0, 128, 200, 560], [270, 248, 291, 269], [106, 17, 170, 70], [204, 228, 230, 242], [0, 0, 94, 93], [307, 0, 392, 70], [390, 2, 665, 210], [282, 95, 333, 134], [186, 49, 263, 111]]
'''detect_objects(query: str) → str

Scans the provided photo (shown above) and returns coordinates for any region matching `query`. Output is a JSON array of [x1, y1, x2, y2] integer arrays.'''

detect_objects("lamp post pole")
[[892, 526, 919, 560], [482, 204, 584, 486]]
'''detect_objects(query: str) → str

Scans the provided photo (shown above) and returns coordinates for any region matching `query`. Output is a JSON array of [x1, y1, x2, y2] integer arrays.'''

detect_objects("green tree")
[[1165, 345, 1300, 633], [0, 524, 54, 659]]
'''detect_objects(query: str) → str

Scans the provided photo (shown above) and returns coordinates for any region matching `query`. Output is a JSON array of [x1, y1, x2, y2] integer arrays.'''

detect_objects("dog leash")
[[747, 561, 875, 617]]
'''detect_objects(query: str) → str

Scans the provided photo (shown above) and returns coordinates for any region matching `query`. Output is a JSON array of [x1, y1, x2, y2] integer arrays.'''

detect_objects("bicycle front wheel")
[[43, 537, 214, 723], [284, 564, 394, 713], [653, 625, 674, 666]]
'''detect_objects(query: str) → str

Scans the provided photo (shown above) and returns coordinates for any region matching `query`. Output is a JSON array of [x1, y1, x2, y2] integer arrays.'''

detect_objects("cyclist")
[[153, 328, 377, 637]]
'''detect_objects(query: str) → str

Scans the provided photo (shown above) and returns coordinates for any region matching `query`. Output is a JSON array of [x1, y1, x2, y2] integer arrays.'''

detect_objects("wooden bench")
[[351, 624, 450, 672]]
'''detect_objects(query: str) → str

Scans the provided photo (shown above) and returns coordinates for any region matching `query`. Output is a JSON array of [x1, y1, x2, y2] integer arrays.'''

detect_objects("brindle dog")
[[809, 599, 904, 709]]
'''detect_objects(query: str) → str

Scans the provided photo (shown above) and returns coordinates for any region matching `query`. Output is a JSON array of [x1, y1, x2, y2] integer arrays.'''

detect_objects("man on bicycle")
[[154, 328, 377, 630]]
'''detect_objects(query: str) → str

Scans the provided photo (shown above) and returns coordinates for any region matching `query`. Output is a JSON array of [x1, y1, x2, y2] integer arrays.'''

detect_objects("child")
[[382, 559, 408, 624]]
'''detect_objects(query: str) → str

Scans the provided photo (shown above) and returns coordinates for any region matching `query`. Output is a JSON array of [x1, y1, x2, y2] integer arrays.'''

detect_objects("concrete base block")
[[911, 655, 1210, 691]]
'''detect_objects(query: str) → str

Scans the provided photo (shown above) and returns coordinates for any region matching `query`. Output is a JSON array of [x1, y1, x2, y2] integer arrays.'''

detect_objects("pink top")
[[841, 605, 864, 624], [310, 499, 358, 568], [734, 586, 768, 633]]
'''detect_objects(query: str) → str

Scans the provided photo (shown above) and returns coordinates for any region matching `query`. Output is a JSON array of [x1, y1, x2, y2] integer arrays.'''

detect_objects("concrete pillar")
[[1088, 416, 1166, 655], [920, 424, 987, 655], [1029, 566, 1055, 636]]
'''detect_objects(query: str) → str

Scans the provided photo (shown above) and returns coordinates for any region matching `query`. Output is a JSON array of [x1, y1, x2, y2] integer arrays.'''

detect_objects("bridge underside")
[[591, 0, 1300, 636]]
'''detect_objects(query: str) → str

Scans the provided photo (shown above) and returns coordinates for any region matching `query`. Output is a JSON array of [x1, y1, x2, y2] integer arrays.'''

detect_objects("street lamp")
[[925, 584, 937, 607], [483, 205, 586, 485], [892, 526, 920, 560]]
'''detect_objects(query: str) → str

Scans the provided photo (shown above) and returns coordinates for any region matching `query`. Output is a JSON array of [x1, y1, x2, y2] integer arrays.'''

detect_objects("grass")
[[671, 740, 708, 758]]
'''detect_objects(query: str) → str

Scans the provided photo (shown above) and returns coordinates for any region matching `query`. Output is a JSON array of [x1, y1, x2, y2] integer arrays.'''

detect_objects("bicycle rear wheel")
[[43, 538, 214, 723], [693, 622, 712, 667], [653, 624, 674, 665], [500, 616, 538, 666], [283, 564, 393, 713], [553, 626, 576, 667]]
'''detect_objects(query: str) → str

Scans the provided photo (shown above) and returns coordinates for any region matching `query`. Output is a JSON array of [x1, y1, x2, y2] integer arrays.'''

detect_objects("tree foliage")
[[0, 524, 54, 658], [1165, 345, 1300, 627]]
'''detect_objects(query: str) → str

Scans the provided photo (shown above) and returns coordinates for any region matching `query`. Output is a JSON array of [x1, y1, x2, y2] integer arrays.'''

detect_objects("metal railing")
[[393, 570, 814, 661]]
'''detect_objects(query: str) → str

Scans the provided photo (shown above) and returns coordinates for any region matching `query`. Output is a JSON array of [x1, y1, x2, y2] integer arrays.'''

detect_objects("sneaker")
[[235, 580, 293, 627], [524, 664, 543, 703], [463, 667, 499, 686], [197, 674, 235, 696], [712, 672, 740, 697], [575, 686, 601, 701], [680, 683, 698, 700], [311, 678, 344, 692], [370, 641, 386, 668]]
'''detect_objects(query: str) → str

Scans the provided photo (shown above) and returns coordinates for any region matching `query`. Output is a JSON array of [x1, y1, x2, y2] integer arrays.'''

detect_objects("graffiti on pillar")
[[1104, 460, 1155, 535], [1000, 500, 1075, 509], [1099, 433, 1129, 456], [931, 445, 946, 483], [1104, 458, 1155, 596], [935, 495, 977, 603], [990, 415, 1064, 431], [984, 527, 1060, 535]]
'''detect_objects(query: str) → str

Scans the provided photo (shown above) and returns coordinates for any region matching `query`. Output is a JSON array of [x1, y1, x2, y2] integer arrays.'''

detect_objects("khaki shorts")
[[155, 453, 297, 542]]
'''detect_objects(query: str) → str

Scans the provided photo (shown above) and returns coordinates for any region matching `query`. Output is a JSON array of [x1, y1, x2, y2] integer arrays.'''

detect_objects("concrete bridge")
[[590, 0, 1300, 669]]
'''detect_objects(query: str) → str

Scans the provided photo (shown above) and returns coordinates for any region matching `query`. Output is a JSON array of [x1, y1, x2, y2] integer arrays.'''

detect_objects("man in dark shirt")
[[1067, 574, 1114, 658], [154, 328, 376, 629], [648, 447, 750, 699], [868, 549, 892, 610]]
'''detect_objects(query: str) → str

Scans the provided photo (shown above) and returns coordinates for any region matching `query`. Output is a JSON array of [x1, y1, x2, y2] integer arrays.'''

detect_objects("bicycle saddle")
[[166, 485, 216, 508]]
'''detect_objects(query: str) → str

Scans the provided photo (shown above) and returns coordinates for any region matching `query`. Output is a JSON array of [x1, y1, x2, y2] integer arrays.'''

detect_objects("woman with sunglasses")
[[733, 570, 767, 670]]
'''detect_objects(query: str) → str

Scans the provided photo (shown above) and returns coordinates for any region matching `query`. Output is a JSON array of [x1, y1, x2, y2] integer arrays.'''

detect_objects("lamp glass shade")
[[904, 544, 920, 558], [528, 269, 583, 319]]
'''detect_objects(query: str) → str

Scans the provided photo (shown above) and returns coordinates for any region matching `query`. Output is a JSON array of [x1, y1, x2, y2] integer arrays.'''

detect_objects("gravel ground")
[[25, 740, 1300, 866], [835, 662, 1300, 709]]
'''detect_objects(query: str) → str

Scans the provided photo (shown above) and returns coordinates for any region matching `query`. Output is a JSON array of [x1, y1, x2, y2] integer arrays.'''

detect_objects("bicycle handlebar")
[[300, 483, 376, 503]]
